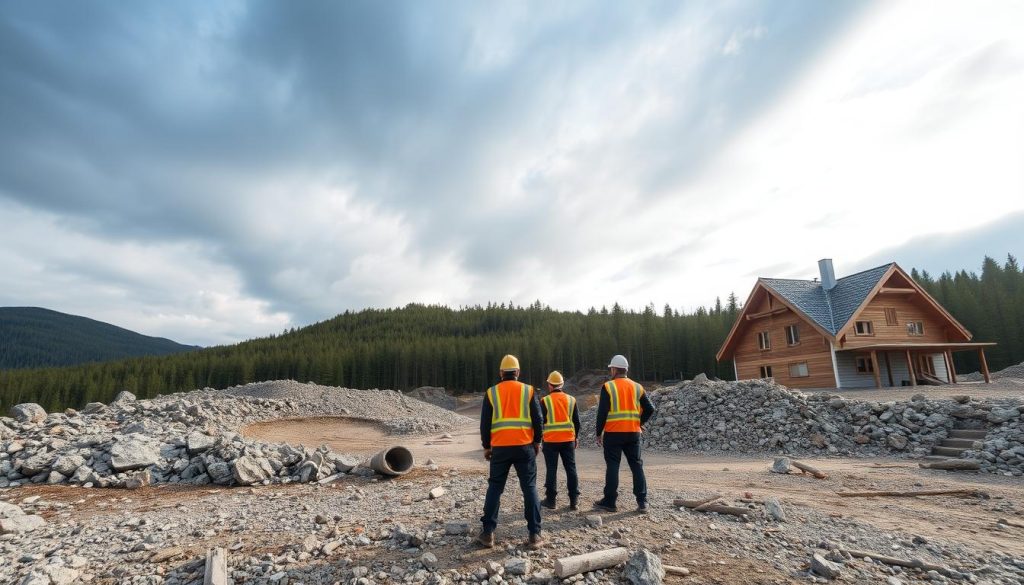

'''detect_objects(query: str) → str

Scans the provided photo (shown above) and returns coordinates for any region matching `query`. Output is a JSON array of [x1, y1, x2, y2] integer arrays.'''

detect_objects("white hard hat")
[[607, 354, 629, 370]]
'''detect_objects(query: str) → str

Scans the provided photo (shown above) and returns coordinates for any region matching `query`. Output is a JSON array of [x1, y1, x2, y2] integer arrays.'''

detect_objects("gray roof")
[[760, 263, 894, 336]]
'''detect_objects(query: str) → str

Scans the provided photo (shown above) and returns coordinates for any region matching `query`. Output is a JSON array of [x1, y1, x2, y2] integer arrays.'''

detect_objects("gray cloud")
[[1, 1, 877, 342]]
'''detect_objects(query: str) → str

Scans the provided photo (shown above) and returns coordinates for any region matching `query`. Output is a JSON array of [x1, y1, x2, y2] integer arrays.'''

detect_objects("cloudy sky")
[[2, 1, 1022, 346]]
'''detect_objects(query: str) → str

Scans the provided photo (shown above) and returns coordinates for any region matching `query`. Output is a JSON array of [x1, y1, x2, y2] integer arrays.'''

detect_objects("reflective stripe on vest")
[[488, 381, 535, 446], [603, 378, 644, 432], [542, 392, 576, 442]]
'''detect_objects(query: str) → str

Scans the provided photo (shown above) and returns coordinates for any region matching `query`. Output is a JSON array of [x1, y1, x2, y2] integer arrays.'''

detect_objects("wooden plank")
[[878, 287, 917, 294], [906, 350, 917, 386], [883, 351, 894, 387], [745, 307, 789, 320], [204, 548, 228, 585], [979, 348, 991, 384], [870, 350, 881, 389], [837, 489, 986, 498], [945, 350, 957, 383], [554, 548, 629, 578]]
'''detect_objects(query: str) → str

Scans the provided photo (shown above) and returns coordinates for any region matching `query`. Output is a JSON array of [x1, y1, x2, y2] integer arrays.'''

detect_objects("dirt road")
[[244, 416, 1024, 559]]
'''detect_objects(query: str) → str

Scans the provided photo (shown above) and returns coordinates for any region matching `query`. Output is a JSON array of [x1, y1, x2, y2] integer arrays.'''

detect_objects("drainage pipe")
[[368, 446, 415, 476]]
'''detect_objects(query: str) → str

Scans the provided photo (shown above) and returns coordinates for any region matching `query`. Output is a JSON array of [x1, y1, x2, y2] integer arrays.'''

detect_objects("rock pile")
[[579, 377, 1024, 475], [960, 360, 1024, 382], [404, 386, 458, 411], [2, 380, 470, 489], [965, 406, 1024, 476]]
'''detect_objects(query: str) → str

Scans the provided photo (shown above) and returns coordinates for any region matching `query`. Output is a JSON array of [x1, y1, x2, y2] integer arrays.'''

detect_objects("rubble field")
[[2, 378, 1023, 584]]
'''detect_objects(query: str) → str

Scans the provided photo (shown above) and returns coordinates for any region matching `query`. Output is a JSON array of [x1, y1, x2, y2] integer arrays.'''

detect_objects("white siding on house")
[[835, 351, 877, 389], [836, 351, 950, 388]]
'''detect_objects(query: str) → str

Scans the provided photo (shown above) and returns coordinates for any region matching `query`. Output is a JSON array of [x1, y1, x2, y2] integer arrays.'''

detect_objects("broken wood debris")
[[839, 548, 954, 576], [836, 489, 989, 499], [674, 498, 751, 518], [918, 459, 981, 471], [792, 460, 828, 479], [554, 547, 629, 578]]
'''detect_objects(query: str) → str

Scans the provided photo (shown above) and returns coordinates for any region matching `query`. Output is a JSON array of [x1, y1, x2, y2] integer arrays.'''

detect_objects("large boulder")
[[623, 549, 665, 585], [111, 390, 137, 405], [187, 432, 217, 454], [110, 438, 160, 472], [232, 455, 270, 485], [10, 403, 47, 424], [0, 513, 46, 534], [51, 454, 86, 477], [20, 452, 54, 476]]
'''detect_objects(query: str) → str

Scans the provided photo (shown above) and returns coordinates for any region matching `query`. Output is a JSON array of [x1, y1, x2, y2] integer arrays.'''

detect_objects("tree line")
[[1, 253, 1020, 412], [0, 299, 740, 411], [912, 254, 1024, 374]]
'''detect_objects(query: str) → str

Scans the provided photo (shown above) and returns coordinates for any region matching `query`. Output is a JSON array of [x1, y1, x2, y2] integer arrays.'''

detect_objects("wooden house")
[[716, 259, 995, 389]]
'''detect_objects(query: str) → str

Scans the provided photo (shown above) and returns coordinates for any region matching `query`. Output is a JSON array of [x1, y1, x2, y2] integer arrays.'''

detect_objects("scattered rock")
[[623, 548, 665, 585], [764, 497, 786, 522], [9, 403, 47, 424], [771, 458, 791, 474], [810, 553, 842, 579]]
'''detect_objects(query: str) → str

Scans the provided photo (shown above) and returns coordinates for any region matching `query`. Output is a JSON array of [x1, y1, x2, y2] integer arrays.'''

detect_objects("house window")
[[855, 321, 874, 336], [757, 331, 770, 350], [789, 362, 809, 378], [907, 321, 925, 336], [785, 325, 800, 346], [855, 356, 874, 374], [884, 308, 897, 326], [759, 365, 773, 378]]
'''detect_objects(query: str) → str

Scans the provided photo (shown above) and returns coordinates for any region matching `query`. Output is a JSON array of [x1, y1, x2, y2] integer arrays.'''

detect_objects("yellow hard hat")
[[500, 354, 520, 371], [547, 371, 565, 386]]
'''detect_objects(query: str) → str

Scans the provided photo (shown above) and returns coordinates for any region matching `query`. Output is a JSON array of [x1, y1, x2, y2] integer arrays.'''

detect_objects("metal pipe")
[[368, 446, 414, 476]]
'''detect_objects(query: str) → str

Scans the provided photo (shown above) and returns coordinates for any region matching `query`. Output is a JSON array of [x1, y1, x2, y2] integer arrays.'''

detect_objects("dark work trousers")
[[480, 445, 542, 535], [602, 432, 647, 506], [542, 441, 580, 502]]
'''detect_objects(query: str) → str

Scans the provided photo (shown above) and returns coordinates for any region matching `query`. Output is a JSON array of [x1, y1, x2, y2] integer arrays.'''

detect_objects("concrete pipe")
[[368, 446, 415, 476]]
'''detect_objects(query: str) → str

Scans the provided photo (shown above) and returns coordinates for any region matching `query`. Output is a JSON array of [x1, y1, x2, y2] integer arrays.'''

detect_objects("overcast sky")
[[2, 1, 1022, 346]]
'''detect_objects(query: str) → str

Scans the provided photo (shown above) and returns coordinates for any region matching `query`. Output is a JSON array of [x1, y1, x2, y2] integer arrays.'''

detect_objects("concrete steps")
[[948, 429, 987, 440], [929, 428, 988, 460]]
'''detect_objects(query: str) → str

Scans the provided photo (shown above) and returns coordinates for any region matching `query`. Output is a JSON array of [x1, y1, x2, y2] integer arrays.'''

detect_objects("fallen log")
[[673, 495, 722, 508], [792, 461, 827, 479], [673, 499, 751, 518], [664, 565, 691, 577], [918, 460, 980, 471], [204, 547, 228, 585], [840, 548, 953, 576], [554, 547, 629, 578], [837, 489, 988, 499]]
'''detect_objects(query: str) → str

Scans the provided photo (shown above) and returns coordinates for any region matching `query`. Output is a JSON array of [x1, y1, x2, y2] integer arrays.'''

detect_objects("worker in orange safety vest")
[[539, 370, 581, 511], [476, 354, 545, 550], [592, 354, 656, 514]]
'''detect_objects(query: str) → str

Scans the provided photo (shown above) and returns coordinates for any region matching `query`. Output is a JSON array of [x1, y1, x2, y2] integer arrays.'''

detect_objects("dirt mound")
[[961, 360, 1024, 382]]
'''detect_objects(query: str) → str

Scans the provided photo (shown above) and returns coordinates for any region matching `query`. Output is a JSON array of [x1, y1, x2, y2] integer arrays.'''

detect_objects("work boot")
[[636, 502, 648, 514], [569, 499, 579, 511], [592, 500, 617, 512], [541, 496, 557, 510], [474, 530, 495, 548], [526, 531, 545, 550]]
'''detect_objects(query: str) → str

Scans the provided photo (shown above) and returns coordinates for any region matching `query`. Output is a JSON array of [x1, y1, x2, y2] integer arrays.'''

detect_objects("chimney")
[[818, 258, 836, 291]]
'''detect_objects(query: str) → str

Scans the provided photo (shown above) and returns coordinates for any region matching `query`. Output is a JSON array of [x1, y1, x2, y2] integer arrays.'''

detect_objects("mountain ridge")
[[0, 306, 200, 370]]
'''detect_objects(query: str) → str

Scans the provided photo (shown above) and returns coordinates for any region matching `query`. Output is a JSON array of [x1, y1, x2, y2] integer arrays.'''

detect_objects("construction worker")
[[477, 354, 545, 550], [539, 370, 581, 511], [593, 354, 656, 514]]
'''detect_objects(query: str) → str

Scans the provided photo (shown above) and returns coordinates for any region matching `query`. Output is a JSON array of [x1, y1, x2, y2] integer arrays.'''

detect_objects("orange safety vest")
[[487, 380, 535, 447], [542, 391, 576, 443], [602, 377, 644, 433]]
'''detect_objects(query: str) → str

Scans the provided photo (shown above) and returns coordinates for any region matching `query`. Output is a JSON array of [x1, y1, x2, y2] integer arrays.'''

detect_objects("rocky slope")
[[579, 376, 1024, 475], [1, 381, 470, 490]]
